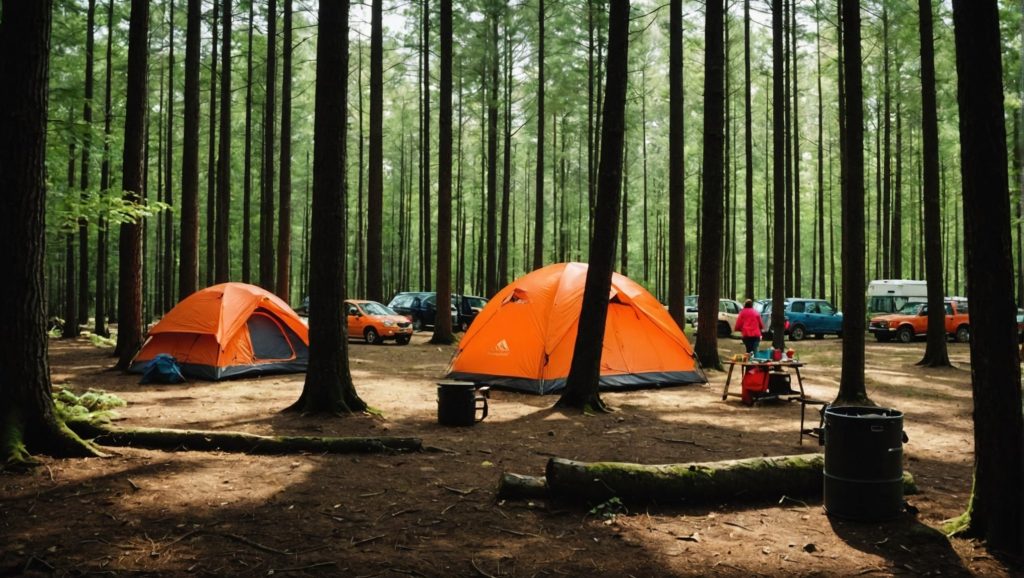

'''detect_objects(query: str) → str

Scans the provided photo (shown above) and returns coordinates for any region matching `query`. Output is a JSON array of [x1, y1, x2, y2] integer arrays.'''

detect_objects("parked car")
[[753, 299, 789, 339], [684, 295, 700, 325], [454, 294, 489, 332], [869, 299, 970, 343], [693, 298, 744, 337], [387, 292, 459, 331], [756, 298, 840, 340], [345, 300, 413, 345], [785, 298, 843, 340]]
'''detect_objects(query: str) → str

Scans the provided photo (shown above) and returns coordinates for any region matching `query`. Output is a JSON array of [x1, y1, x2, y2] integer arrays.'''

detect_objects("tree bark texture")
[[949, 0, 1024, 556], [836, 0, 868, 404], [668, 0, 686, 328], [215, 0, 231, 284], [770, 0, 786, 349], [79, 0, 97, 325], [556, 0, 629, 412], [0, 0, 99, 466], [115, 0, 149, 370], [179, 0, 201, 300], [276, 0, 294, 301], [917, 0, 949, 368], [533, 0, 545, 271], [260, 0, 277, 291], [287, 0, 367, 415], [431, 0, 455, 345], [695, 0, 726, 370], [367, 0, 384, 303]]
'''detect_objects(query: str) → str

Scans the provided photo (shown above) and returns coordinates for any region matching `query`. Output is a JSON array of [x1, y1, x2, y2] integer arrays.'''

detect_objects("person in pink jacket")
[[735, 299, 765, 354]]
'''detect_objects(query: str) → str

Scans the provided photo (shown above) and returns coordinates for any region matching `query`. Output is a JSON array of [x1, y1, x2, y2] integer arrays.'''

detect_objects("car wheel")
[[364, 328, 380, 345], [896, 325, 913, 344], [412, 317, 424, 332], [790, 325, 806, 341], [717, 321, 731, 338], [956, 325, 970, 343], [396, 335, 410, 345], [875, 333, 892, 343]]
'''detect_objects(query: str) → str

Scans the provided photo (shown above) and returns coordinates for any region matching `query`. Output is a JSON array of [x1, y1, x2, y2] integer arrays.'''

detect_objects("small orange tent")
[[129, 283, 309, 380], [447, 263, 706, 394]]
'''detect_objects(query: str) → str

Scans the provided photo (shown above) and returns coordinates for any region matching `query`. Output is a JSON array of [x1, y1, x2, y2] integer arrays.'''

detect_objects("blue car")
[[783, 298, 843, 340]]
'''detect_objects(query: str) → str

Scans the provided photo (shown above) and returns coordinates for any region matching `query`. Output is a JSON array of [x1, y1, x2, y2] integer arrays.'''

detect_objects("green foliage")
[[588, 496, 626, 521], [53, 387, 126, 425]]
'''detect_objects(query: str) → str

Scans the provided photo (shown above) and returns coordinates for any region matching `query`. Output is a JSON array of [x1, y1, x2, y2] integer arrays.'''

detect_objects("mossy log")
[[67, 421, 421, 455], [497, 472, 549, 500], [497, 454, 918, 505]]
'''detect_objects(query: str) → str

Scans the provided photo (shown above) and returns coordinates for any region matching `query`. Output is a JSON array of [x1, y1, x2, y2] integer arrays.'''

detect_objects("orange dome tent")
[[129, 283, 309, 380], [447, 263, 706, 394]]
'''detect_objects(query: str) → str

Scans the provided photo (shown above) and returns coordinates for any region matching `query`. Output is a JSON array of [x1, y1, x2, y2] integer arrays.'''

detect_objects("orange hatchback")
[[345, 300, 414, 345]]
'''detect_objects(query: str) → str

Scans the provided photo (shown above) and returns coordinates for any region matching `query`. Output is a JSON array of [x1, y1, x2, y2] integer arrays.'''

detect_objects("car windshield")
[[361, 302, 394, 316], [897, 302, 924, 315]]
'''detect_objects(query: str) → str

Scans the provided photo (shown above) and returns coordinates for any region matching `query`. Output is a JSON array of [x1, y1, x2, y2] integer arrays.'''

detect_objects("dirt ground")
[[1, 331, 1017, 577]]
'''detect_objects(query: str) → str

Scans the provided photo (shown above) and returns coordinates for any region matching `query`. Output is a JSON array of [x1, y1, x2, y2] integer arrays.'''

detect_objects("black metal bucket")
[[437, 381, 488, 426], [823, 406, 906, 521]]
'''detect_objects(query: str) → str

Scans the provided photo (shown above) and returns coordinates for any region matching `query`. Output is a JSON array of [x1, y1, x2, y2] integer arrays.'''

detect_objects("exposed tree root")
[[66, 421, 421, 455]]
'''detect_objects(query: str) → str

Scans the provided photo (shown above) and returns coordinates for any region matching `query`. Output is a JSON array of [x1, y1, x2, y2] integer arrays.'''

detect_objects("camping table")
[[721, 360, 826, 444]]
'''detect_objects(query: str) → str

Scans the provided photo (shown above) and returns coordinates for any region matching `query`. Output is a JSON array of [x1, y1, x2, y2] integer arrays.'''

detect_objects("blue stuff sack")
[[140, 353, 186, 384]]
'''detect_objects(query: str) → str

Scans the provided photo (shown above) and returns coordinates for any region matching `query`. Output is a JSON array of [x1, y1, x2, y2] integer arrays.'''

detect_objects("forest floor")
[[1, 331, 1018, 577]]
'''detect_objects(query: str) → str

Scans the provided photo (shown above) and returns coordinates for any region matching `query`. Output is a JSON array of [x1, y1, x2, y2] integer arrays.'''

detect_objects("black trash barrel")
[[823, 406, 905, 521], [437, 381, 488, 426]]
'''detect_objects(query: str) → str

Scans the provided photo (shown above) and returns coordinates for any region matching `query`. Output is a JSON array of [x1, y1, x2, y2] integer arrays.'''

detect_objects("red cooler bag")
[[741, 366, 770, 405]]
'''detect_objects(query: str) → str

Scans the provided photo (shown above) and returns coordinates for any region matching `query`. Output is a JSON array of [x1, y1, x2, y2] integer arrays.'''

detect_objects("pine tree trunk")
[[162, 0, 175, 313], [215, 0, 231, 284], [420, 0, 432, 291], [430, 0, 455, 345], [791, 0, 802, 296], [485, 7, 499, 295], [835, 0, 869, 405], [367, 0, 384, 302], [533, 0, 545, 271], [96, 0, 115, 337], [0, 0, 100, 466], [771, 0, 786, 348], [917, 0, 949, 368], [242, 0, 254, 284], [276, 0, 293, 300], [782, 0, 793, 297], [205, 0, 218, 287], [79, 0, 97, 325], [668, 0, 686, 328], [694, 0, 726, 371], [260, 0, 277, 290], [114, 0, 149, 370], [881, 5, 891, 279], [179, 0, 201, 300], [287, 0, 366, 416], [946, 2, 1024, 554], [816, 0, 826, 300], [556, 0, 630, 412], [893, 97, 903, 278], [64, 138, 79, 339], [743, 0, 754, 300], [498, 3, 512, 288]]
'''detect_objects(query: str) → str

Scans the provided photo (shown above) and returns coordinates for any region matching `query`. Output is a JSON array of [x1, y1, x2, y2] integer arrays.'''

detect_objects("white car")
[[692, 298, 744, 337]]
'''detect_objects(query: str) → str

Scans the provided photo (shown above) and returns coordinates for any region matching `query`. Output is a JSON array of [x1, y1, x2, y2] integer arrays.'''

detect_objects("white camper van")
[[867, 280, 929, 316]]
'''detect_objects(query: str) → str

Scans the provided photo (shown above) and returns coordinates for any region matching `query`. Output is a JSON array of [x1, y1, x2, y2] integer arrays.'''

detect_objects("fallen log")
[[497, 473, 549, 500], [67, 421, 421, 455], [495, 454, 918, 505]]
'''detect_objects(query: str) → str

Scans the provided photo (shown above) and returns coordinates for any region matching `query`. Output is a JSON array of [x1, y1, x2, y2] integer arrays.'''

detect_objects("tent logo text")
[[490, 339, 511, 356]]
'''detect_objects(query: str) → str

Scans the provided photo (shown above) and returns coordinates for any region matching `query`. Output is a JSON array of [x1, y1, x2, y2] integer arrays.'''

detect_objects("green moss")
[[54, 388, 126, 425]]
